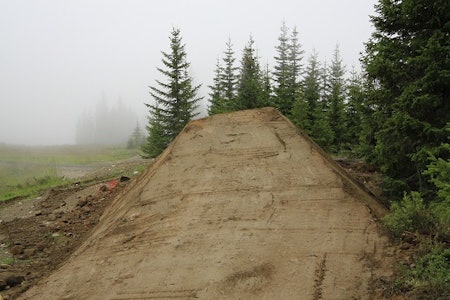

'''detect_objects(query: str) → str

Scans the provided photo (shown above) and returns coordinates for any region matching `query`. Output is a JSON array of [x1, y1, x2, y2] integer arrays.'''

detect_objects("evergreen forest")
[[143, 1, 449, 297]]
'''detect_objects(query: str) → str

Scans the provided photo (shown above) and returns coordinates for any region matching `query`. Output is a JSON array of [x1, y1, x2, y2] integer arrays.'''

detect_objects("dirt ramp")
[[20, 107, 393, 299]]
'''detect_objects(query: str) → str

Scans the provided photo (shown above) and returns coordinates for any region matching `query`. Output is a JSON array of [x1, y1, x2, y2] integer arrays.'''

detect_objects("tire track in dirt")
[[313, 254, 327, 300]]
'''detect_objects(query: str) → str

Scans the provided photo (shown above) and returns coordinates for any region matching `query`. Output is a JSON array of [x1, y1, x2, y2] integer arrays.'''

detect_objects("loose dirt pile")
[[6, 108, 396, 299]]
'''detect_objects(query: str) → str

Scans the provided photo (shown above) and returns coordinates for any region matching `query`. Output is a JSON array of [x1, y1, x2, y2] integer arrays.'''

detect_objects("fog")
[[0, 0, 377, 145]]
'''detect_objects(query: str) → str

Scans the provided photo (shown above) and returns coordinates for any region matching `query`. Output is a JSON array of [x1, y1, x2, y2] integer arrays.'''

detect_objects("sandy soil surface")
[[2, 108, 399, 299]]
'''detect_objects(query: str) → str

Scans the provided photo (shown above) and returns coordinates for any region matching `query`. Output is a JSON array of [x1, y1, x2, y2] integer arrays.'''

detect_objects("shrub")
[[383, 149, 450, 299], [425, 146, 450, 238], [406, 244, 450, 299], [383, 192, 435, 237]]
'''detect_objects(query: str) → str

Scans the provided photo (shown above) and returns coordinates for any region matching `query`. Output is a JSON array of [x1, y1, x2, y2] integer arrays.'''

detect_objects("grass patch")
[[0, 256, 15, 265], [0, 144, 139, 202], [0, 144, 138, 165], [0, 176, 69, 202]]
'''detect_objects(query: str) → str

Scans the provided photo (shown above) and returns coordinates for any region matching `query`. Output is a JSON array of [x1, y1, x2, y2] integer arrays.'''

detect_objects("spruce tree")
[[208, 59, 226, 115], [127, 122, 146, 149], [208, 39, 238, 115], [143, 27, 202, 157], [142, 106, 170, 157], [362, 0, 450, 196], [235, 37, 264, 110], [273, 22, 291, 114], [326, 45, 347, 151], [288, 27, 303, 98], [290, 52, 333, 151], [273, 23, 304, 116], [260, 64, 273, 107], [290, 93, 309, 131], [221, 38, 239, 108], [301, 50, 321, 134], [358, 78, 381, 164], [345, 67, 365, 150], [311, 61, 334, 151], [310, 103, 334, 152], [319, 62, 330, 109]]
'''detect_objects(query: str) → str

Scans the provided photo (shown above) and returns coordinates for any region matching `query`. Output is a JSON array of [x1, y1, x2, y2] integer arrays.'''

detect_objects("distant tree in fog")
[[143, 27, 202, 157], [76, 110, 95, 144], [127, 122, 146, 149], [75, 96, 137, 145]]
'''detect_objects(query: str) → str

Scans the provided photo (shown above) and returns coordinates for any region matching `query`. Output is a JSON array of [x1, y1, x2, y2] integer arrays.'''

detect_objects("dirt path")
[[9, 108, 395, 299]]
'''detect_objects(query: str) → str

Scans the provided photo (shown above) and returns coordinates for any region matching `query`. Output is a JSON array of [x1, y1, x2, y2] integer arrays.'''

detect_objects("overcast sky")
[[0, 0, 377, 145]]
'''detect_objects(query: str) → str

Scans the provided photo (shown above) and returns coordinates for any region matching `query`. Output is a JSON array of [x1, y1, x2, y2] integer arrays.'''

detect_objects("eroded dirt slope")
[[20, 107, 394, 299]]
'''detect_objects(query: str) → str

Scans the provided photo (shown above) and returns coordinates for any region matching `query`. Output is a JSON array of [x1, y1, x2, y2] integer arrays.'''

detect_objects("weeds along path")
[[19, 108, 394, 299]]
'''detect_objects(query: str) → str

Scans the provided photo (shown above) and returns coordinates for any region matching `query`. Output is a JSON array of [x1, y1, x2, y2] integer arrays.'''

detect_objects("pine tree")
[[127, 122, 146, 149], [289, 53, 334, 151], [310, 103, 334, 152], [362, 0, 450, 196], [358, 78, 381, 164], [208, 39, 239, 115], [319, 62, 330, 108], [273, 23, 304, 116], [301, 50, 321, 134], [288, 26, 303, 99], [235, 37, 264, 110], [143, 27, 202, 157], [326, 45, 347, 151], [345, 67, 365, 150], [221, 38, 239, 108], [208, 59, 226, 115], [260, 64, 273, 107], [290, 93, 309, 131], [273, 22, 291, 114], [142, 106, 170, 157], [310, 61, 334, 151]]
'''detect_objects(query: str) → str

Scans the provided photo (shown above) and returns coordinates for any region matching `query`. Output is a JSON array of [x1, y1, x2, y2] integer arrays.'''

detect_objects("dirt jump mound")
[[20, 107, 393, 299]]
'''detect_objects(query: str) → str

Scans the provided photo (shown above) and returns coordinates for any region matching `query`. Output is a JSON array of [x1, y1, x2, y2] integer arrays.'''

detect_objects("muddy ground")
[[0, 159, 151, 300]]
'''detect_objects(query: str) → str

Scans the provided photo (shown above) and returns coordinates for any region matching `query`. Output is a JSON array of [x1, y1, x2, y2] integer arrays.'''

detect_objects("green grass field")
[[0, 144, 140, 201]]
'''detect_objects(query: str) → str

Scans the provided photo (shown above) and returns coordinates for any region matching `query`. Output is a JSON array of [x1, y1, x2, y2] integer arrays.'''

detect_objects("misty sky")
[[0, 0, 377, 145]]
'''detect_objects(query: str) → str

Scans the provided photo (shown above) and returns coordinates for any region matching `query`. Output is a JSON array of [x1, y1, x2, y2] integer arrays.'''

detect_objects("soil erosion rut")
[[20, 107, 393, 299]]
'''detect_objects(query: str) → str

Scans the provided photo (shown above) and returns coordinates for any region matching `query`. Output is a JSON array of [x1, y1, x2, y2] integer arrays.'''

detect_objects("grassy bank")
[[0, 144, 139, 201]]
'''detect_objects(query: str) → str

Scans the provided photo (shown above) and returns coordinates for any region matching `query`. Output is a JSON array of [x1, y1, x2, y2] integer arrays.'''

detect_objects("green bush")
[[425, 146, 450, 237], [430, 199, 450, 238], [383, 147, 450, 299], [405, 244, 450, 299], [383, 192, 435, 237]]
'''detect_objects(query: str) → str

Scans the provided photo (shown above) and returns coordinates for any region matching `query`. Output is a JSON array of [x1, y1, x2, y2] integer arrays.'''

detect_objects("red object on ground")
[[108, 180, 117, 189]]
